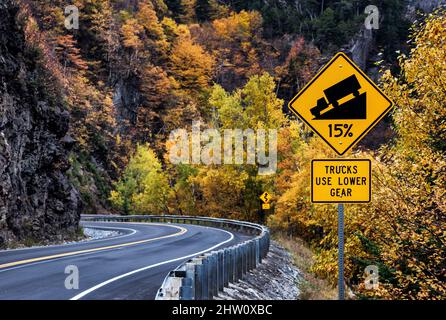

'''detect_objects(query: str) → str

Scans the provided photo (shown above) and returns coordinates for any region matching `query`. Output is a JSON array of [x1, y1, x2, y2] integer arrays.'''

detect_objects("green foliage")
[[167, 73, 286, 220], [195, 0, 229, 21], [110, 144, 171, 215], [230, 0, 410, 56], [210, 73, 285, 130]]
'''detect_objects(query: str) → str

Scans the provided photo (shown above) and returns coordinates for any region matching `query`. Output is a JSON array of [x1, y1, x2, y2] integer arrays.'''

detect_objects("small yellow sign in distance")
[[262, 203, 271, 210], [259, 191, 271, 204], [311, 159, 371, 203], [289, 52, 393, 156]]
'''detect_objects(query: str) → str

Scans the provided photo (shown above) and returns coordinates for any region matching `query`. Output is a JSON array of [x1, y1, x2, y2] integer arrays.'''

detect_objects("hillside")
[[0, 0, 81, 247]]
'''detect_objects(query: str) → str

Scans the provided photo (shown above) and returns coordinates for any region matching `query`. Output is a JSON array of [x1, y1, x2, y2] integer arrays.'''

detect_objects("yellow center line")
[[0, 223, 187, 270]]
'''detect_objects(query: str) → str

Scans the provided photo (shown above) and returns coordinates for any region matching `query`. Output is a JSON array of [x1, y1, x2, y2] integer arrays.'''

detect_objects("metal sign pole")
[[338, 203, 345, 300]]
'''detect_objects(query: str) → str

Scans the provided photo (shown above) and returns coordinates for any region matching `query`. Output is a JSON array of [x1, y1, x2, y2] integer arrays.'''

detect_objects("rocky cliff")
[[349, 0, 446, 70], [0, 0, 81, 248]]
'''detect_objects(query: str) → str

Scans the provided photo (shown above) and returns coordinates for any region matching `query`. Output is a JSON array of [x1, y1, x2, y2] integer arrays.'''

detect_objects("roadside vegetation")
[[273, 233, 337, 300]]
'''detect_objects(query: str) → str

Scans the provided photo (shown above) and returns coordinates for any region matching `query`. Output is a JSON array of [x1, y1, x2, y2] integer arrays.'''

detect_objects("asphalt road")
[[0, 221, 250, 300]]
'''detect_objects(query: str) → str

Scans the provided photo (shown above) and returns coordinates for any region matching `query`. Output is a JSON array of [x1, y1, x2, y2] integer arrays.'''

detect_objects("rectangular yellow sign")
[[311, 159, 371, 203]]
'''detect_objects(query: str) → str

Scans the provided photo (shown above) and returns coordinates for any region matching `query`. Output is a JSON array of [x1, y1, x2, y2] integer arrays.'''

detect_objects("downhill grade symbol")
[[288, 52, 393, 155], [311, 159, 371, 203]]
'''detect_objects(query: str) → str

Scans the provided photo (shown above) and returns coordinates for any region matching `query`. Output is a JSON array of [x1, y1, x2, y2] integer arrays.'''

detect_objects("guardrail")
[[81, 214, 270, 300]]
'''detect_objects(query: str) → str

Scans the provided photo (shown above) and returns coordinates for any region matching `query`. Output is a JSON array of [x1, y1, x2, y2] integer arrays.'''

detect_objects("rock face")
[[349, 0, 446, 71], [407, 0, 446, 13], [349, 28, 374, 71], [0, 0, 81, 247]]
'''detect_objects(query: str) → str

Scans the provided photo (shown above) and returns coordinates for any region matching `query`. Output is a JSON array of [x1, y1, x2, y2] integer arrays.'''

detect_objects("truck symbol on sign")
[[310, 75, 366, 120]]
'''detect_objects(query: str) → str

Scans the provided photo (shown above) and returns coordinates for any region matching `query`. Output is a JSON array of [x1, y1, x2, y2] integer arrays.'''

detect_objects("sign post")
[[338, 203, 344, 300], [288, 52, 393, 300]]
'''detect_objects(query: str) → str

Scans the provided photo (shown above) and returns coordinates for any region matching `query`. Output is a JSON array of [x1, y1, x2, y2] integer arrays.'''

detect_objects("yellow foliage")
[[110, 144, 171, 215], [170, 34, 215, 94], [121, 18, 144, 50], [270, 11, 446, 299], [212, 10, 262, 41]]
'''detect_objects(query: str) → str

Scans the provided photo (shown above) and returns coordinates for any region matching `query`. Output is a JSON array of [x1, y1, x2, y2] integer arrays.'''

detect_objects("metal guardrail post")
[[185, 262, 196, 300], [260, 235, 266, 260], [236, 245, 242, 280], [209, 253, 218, 298], [201, 256, 210, 300], [240, 244, 245, 275], [231, 246, 237, 283], [193, 259, 204, 300], [205, 254, 214, 299], [247, 241, 252, 271], [179, 277, 193, 300], [248, 241, 253, 271], [223, 248, 230, 286], [252, 240, 257, 268], [244, 242, 249, 273], [255, 238, 260, 266], [217, 250, 224, 292], [251, 241, 256, 269]]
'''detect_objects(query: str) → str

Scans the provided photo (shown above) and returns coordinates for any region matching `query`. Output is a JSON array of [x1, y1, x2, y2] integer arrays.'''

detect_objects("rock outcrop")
[[407, 0, 446, 13], [0, 0, 81, 248], [348, 0, 446, 71], [349, 28, 374, 71]]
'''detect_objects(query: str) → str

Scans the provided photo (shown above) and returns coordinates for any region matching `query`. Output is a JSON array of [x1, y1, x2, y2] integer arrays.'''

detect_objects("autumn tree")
[[110, 144, 171, 215], [168, 73, 286, 221], [194, 10, 269, 90], [195, 0, 229, 21], [54, 34, 88, 74], [179, 0, 197, 24], [353, 11, 446, 299], [275, 37, 321, 102], [269, 10, 446, 300], [169, 30, 215, 96]]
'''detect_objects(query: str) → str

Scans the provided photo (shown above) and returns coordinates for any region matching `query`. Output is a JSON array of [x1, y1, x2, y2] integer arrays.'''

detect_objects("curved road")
[[0, 221, 250, 300]]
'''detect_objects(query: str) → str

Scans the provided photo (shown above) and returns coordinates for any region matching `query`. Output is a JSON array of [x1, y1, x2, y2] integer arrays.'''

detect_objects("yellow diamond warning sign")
[[311, 159, 371, 203], [289, 52, 393, 155], [259, 192, 271, 204]]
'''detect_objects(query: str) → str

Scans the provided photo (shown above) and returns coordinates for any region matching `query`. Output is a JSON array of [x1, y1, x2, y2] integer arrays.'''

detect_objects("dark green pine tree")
[[196, 0, 226, 22], [195, 0, 210, 21]]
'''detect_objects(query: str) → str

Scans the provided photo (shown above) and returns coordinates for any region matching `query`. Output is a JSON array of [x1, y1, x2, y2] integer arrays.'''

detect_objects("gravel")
[[215, 240, 302, 300], [83, 227, 122, 240]]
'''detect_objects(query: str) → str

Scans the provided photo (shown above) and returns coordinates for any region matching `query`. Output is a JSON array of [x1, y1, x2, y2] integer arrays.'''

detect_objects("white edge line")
[[69, 228, 235, 300]]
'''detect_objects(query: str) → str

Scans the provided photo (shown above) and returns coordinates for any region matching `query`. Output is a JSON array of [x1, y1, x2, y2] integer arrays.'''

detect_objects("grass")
[[273, 232, 337, 300]]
